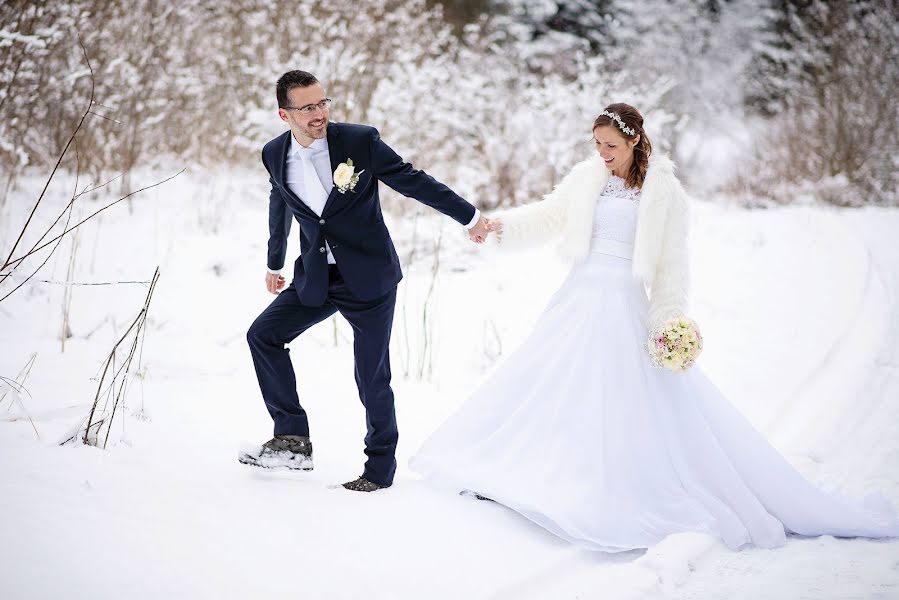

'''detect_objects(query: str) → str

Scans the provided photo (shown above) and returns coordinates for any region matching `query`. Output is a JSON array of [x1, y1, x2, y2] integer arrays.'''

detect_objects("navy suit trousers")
[[247, 266, 398, 486]]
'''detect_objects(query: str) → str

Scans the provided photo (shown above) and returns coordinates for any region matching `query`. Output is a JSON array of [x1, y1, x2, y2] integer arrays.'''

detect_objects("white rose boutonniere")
[[333, 159, 364, 194]]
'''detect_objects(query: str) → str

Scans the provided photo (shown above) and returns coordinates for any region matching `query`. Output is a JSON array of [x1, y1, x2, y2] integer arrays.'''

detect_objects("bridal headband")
[[599, 110, 636, 137]]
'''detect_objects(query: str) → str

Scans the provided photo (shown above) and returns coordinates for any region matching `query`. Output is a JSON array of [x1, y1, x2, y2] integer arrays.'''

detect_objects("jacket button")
[[319, 247, 325, 253], [319, 219, 325, 225]]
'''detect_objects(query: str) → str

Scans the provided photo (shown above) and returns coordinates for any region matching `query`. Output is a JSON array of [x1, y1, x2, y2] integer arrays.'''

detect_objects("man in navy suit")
[[239, 70, 491, 492]]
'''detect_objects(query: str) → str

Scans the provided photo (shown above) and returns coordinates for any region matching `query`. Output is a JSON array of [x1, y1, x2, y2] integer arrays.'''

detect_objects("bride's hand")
[[485, 217, 503, 234]]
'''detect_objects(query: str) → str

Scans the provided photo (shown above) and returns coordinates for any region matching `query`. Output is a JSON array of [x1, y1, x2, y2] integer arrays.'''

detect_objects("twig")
[[0, 134, 82, 298], [62, 234, 77, 352], [1, 277, 151, 287], [1, 35, 94, 272], [61, 146, 83, 353], [0, 191, 76, 303], [400, 209, 421, 377], [0, 376, 28, 408], [418, 225, 443, 380], [83, 309, 144, 445], [81, 267, 160, 447], [79, 172, 125, 196], [0, 375, 40, 440], [87, 110, 122, 124], [2, 168, 185, 273], [16, 172, 125, 260], [134, 296, 152, 414], [60, 417, 105, 447], [103, 268, 159, 448], [0, 353, 36, 411]]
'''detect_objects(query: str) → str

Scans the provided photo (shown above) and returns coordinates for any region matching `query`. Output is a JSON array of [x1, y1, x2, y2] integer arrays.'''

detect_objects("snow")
[[1, 168, 898, 598]]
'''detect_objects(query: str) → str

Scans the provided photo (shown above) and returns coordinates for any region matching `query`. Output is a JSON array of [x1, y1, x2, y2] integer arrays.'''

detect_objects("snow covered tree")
[[743, 0, 899, 205], [0, 1, 81, 193]]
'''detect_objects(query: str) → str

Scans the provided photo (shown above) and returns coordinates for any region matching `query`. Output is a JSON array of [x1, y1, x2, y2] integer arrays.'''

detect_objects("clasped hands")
[[468, 214, 503, 244]]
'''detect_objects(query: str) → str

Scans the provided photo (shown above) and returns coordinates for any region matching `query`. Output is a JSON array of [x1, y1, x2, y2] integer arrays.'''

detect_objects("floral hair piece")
[[599, 110, 636, 137]]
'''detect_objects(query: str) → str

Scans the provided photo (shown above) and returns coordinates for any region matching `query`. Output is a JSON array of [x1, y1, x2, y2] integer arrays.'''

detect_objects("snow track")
[[671, 209, 899, 600]]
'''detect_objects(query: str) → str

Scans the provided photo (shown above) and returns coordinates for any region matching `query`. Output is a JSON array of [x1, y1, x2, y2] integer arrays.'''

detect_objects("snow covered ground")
[[1, 168, 897, 599]]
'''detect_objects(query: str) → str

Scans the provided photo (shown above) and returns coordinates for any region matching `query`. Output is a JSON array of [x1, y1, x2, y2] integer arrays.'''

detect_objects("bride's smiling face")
[[592, 125, 638, 176]]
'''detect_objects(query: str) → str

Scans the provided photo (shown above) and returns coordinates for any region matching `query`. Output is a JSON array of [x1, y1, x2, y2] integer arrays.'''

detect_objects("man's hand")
[[265, 271, 286, 294], [468, 214, 491, 244]]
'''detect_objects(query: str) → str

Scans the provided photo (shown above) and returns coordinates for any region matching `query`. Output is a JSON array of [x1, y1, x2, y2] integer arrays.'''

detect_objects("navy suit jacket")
[[262, 122, 477, 306]]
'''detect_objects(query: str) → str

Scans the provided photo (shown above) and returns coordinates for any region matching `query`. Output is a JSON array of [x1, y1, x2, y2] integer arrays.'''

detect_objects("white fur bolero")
[[493, 152, 691, 327]]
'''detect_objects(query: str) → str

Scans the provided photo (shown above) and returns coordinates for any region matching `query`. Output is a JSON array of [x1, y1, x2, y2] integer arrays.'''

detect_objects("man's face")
[[279, 83, 330, 141]]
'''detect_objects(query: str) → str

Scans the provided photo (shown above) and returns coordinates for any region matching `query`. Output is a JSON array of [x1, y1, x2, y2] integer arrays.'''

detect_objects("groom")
[[240, 70, 490, 492]]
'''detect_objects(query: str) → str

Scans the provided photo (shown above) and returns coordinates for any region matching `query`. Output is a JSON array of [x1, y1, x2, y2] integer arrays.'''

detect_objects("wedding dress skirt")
[[410, 250, 899, 551]]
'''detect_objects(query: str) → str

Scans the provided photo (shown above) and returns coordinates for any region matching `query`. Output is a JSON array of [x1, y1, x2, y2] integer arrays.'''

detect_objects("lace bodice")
[[591, 175, 641, 246]]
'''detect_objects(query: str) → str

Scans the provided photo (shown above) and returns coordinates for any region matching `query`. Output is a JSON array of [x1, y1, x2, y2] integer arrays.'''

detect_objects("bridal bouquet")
[[647, 316, 703, 372]]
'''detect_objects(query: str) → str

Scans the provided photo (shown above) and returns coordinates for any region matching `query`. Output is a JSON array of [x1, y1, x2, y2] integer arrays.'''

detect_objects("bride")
[[410, 103, 899, 551]]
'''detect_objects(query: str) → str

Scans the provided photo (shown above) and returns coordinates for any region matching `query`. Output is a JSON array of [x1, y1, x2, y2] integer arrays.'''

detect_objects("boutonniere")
[[333, 159, 364, 194]]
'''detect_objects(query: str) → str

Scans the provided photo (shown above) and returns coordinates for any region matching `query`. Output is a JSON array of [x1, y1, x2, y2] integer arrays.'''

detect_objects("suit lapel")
[[321, 123, 343, 217], [275, 130, 290, 185], [275, 130, 317, 219]]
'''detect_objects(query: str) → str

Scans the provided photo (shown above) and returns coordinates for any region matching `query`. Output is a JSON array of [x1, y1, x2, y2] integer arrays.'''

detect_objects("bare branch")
[[0, 187, 76, 303], [0, 375, 40, 440], [81, 267, 160, 448], [87, 110, 123, 125], [2, 168, 185, 273], [2, 277, 151, 287], [0, 352, 37, 412], [83, 308, 144, 445], [1, 34, 94, 272], [15, 172, 126, 261]]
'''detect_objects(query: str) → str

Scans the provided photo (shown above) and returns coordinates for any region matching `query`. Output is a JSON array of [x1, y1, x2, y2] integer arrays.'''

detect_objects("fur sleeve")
[[489, 157, 597, 251], [647, 188, 691, 327], [492, 191, 566, 249]]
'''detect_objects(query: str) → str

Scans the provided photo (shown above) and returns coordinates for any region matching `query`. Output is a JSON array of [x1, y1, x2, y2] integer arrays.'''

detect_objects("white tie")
[[298, 148, 329, 215], [298, 148, 335, 264]]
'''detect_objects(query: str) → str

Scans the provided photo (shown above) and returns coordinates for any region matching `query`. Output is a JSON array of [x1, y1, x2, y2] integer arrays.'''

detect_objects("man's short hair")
[[276, 71, 319, 108]]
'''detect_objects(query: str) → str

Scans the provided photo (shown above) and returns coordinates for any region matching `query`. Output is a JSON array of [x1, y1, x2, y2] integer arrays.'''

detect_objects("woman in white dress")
[[410, 104, 899, 551]]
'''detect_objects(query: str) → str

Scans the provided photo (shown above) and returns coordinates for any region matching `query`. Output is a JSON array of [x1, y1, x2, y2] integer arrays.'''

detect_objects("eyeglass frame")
[[281, 98, 333, 115]]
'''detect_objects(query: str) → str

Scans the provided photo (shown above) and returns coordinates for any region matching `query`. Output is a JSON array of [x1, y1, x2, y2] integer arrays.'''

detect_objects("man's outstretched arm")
[[370, 127, 490, 242]]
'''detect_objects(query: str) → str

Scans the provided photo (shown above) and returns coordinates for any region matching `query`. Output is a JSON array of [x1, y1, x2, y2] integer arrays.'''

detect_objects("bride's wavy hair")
[[592, 103, 652, 189]]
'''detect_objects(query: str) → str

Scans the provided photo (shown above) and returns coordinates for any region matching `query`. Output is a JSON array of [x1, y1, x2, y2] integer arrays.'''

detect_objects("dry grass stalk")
[[79, 267, 160, 448]]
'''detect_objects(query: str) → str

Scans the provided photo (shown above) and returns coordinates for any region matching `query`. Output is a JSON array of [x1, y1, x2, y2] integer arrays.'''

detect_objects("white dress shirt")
[[287, 134, 336, 264], [267, 132, 481, 275]]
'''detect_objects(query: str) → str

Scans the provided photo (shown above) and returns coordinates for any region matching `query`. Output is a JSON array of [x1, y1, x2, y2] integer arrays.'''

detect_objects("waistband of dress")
[[589, 238, 634, 260]]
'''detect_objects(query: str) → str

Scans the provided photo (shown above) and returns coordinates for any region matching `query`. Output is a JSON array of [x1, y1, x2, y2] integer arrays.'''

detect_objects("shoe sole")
[[237, 451, 314, 471]]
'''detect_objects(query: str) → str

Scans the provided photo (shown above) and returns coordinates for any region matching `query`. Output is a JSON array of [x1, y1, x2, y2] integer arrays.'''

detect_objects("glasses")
[[282, 98, 332, 115]]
